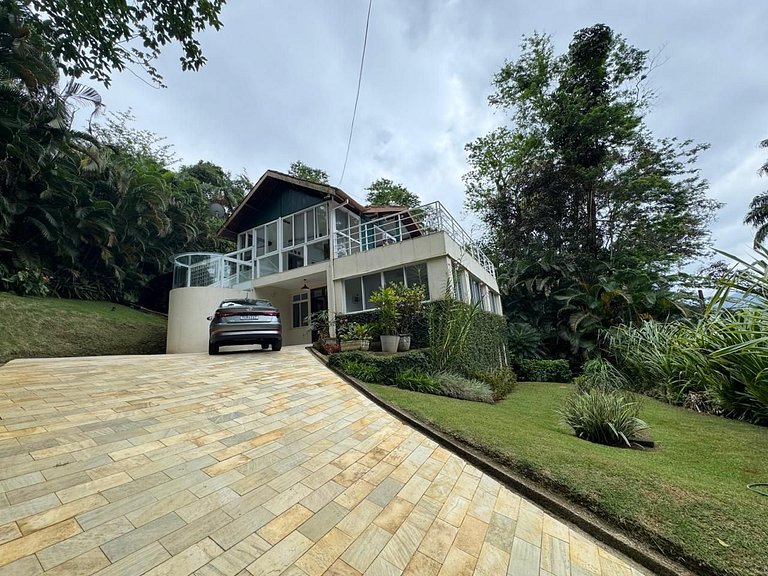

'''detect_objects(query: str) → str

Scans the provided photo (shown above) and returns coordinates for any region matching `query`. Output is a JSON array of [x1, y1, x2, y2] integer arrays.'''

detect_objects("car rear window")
[[219, 299, 273, 308]]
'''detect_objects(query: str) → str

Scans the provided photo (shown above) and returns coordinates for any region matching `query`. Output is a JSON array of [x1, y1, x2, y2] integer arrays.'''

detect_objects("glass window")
[[336, 209, 349, 231], [282, 216, 293, 248], [383, 268, 404, 287], [470, 278, 481, 305], [292, 293, 309, 328], [405, 264, 429, 299], [363, 273, 382, 310], [307, 240, 330, 265], [306, 209, 316, 241], [265, 222, 277, 254], [316, 205, 328, 237], [255, 226, 266, 257], [345, 278, 363, 313], [453, 264, 465, 302], [295, 212, 305, 245], [258, 254, 279, 278], [283, 246, 304, 270]]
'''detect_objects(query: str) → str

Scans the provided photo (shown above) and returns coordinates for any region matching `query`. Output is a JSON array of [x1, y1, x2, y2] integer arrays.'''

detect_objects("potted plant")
[[348, 323, 373, 351], [394, 283, 426, 351], [370, 286, 400, 353]]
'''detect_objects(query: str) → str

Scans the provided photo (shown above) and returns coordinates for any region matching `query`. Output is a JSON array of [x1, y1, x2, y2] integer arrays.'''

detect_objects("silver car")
[[207, 299, 282, 354]]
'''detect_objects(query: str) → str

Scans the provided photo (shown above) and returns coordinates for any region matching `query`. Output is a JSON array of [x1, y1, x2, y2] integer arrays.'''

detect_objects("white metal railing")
[[172, 202, 495, 289], [333, 201, 496, 276]]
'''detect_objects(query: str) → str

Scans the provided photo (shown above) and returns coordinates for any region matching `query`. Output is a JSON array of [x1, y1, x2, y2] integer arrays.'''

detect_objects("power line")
[[338, 0, 373, 188]]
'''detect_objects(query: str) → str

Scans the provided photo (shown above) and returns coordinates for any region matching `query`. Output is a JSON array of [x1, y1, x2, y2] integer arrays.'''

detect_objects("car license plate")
[[239, 315, 261, 321]]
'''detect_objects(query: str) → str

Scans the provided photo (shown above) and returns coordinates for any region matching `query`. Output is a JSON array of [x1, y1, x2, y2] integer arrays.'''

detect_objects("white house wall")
[[167, 287, 247, 353]]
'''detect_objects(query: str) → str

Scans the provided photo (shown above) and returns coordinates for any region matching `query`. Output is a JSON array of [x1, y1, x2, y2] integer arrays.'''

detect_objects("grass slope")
[[368, 381, 768, 576], [0, 293, 167, 364]]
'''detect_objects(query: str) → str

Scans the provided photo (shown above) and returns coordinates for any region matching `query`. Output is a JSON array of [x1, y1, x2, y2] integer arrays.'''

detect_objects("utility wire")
[[338, 0, 373, 188]]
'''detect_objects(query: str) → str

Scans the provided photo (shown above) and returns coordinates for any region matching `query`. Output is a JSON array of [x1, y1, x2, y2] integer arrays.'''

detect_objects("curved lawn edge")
[[309, 347, 698, 576]]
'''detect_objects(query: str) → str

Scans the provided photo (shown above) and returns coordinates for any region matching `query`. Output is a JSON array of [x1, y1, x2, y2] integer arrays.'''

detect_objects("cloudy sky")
[[99, 0, 768, 265]]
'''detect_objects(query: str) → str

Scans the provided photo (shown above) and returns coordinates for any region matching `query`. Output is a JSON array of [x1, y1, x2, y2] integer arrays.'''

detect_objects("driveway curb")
[[308, 347, 696, 576]]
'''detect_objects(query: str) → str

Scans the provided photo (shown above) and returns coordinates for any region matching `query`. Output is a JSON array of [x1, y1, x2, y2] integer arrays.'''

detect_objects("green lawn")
[[0, 293, 167, 364], [367, 381, 768, 576]]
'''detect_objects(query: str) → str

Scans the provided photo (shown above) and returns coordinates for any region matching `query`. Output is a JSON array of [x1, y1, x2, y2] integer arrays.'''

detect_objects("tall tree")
[[288, 161, 329, 184], [464, 24, 721, 358], [744, 138, 768, 248], [365, 178, 420, 208], [14, 0, 225, 86]]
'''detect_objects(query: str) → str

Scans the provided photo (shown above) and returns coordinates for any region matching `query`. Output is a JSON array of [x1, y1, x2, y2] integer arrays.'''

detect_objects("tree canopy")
[[464, 24, 721, 358], [15, 0, 225, 86], [365, 178, 420, 208], [288, 161, 329, 184], [744, 138, 768, 248]]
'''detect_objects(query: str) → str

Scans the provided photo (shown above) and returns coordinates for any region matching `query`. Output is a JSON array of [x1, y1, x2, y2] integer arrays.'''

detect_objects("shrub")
[[1, 267, 51, 297], [470, 366, 517, 401], [559, 389, 649, 447], [574, 358, 629, 393], [395, 368, 441, 394], [507, 322, 544, 359], [329, 350, 430, 385], [512, 358, 572, 382], [335, 359, 380, 382], [433, 372, 495, 403]]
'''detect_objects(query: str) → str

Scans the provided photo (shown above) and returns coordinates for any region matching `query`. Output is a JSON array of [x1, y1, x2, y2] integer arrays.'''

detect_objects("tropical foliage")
[[603, 247, 768, 425], [465, 24, 721, 360], [0, 7, 248, 305], [744, 137, 768, 247]]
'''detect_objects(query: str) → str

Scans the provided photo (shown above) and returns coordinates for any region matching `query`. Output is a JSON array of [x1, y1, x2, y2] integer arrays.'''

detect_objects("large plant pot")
[[380, 335, 400, 353], [398, 335, 411, 352]]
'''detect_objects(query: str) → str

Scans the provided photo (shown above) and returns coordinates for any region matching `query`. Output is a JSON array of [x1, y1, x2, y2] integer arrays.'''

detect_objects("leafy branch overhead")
[[18, 0, 226, 86]]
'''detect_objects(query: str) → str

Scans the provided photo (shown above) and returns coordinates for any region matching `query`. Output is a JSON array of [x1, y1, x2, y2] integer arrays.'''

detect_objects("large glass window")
[[405, 263, 430, 299], [283, 247, 304, 270], [345, 278, 363, 313], [316, 205, 328, 237], [255, 226, 266, 257], [363, 274, 382, 309], [295, 212, 305, 245], [307, 240, 329, 265], [383, 268, 404, 287], [265, 222, 277, 253], [470, 277, 482, 305], [292, 293, 309, 328], [259, 254, 279, 277], [343, 263, 431, 312], [282, 216, 293, 248]]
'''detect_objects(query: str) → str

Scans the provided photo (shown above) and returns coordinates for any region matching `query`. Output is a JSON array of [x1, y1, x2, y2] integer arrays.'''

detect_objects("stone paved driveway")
[[0, 347, 652, 576]]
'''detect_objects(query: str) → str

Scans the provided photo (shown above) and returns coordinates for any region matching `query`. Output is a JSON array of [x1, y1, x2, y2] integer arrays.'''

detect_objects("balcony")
[[171, 201, 494, 289]]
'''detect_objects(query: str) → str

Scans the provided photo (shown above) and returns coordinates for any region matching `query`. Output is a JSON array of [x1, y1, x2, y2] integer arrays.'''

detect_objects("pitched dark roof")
[[218, 170, 366, 240]]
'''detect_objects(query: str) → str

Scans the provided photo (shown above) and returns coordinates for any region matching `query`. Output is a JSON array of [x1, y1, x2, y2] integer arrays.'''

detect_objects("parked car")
[[207, 299, 282, 354]]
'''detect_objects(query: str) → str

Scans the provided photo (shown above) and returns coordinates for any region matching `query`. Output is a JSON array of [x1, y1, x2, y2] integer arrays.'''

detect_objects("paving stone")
[[0, 348, 651, 576]]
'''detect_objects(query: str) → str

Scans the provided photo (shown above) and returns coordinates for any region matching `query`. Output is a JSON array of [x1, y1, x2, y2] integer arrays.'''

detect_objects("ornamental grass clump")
[[560, 389, 649, 447], [433, 371, 495, 404]]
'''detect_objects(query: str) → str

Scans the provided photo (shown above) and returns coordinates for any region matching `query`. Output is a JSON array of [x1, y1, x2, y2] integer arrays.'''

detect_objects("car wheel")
[[208, 343, 219, 355], [272, 340, 282, 351], [261, 344, 269, 350]]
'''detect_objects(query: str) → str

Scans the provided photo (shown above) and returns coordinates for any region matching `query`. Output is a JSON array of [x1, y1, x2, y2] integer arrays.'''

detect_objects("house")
[[166, 170, 502, 352]]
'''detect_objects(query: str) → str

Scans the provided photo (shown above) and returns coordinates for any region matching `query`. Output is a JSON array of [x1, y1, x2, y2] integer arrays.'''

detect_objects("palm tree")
[[744, 139, 768, 248]]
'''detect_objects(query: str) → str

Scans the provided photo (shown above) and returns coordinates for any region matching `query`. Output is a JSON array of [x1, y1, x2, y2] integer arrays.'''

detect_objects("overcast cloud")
[[98, 0, 768, 266]]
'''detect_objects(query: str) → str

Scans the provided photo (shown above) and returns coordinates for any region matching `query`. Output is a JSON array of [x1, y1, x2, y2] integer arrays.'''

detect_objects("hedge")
[[328, 350, 431, 386], [511, 358, 572, 382], [335, 301, 508, 374]]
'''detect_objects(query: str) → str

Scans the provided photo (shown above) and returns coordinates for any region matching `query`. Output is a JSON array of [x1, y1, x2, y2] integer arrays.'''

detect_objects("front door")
[[310, 286, 328, 342]]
